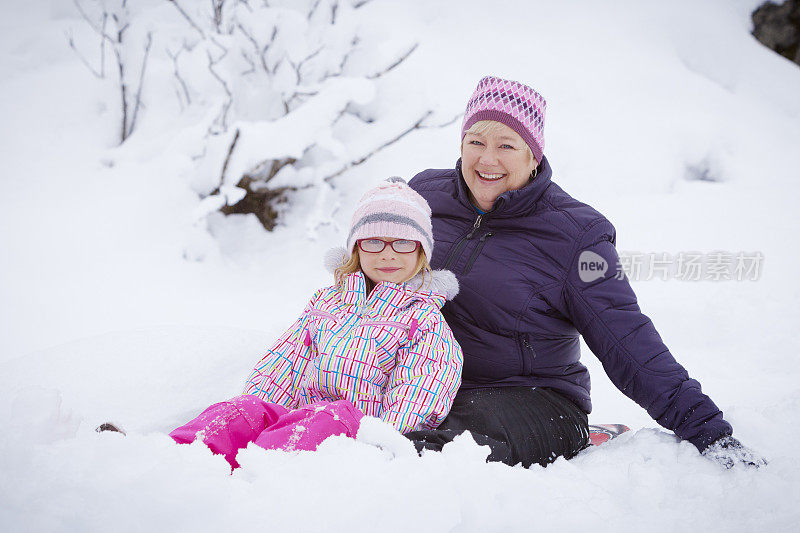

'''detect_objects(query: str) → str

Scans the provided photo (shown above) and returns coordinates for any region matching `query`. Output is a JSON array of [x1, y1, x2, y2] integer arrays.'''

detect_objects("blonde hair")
[[462, 120, 536, 164], [335, 246, 433, 292]]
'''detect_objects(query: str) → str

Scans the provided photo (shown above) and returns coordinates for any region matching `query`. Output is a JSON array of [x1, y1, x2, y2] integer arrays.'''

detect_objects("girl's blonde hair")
[[462, 120, 536, 164], [335, 246, 433, 292]]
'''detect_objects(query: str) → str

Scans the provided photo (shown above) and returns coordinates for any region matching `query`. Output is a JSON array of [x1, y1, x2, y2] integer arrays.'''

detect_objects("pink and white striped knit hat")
[[461, 75, 547, 162], [346, 177, 434, 259]]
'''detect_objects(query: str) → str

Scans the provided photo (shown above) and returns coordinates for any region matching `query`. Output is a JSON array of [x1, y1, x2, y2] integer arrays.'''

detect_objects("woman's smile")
[[476, 171, 505, 182]]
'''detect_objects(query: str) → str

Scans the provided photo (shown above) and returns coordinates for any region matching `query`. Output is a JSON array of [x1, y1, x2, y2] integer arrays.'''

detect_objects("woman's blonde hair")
[[462, 120, 536, 164], [335, 246, 433, 292]]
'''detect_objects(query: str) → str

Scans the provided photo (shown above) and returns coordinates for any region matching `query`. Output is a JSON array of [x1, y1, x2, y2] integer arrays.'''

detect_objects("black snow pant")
[[405, 387, 590, 468]]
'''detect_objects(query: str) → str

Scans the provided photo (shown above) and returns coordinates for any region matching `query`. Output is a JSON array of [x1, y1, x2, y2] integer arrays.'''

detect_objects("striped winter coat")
[[242, 259, 463, 435]]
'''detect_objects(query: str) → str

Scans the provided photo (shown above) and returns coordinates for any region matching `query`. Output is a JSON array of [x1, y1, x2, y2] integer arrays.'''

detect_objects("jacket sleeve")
[[560, 218, 732, 451], [381, 312, 463, 434], [241, 290, 322, 408]]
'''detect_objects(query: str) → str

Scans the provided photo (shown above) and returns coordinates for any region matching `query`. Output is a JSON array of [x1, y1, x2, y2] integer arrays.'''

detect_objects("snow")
[[225, 76, 377, 181], [2, 0, 800, 530]]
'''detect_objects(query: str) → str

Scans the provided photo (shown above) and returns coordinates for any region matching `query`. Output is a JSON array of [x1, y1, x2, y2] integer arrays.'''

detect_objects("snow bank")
[[1, 346, 797, 532]]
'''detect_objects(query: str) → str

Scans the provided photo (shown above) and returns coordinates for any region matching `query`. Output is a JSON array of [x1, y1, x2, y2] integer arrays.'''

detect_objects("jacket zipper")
[[462, 232, 494, 275], [519, 333, 537, 374], [466, 214, 483, 239], [522, 335, 537, 358], [443, 214, 483, 270]]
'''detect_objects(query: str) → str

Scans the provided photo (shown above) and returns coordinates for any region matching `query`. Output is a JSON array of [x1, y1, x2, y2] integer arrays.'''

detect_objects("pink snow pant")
[[169, 395, 364, 468]]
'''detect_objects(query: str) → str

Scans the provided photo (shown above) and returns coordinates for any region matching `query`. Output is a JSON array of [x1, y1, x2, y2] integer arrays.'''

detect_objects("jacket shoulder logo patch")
[[578, 250, 608, 283]]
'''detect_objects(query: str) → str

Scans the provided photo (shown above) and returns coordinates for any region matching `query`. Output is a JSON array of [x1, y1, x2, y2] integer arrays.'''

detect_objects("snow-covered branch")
[[127, 31, 152, 139], [166, 0, 206, 39], [368, 43, 418, 79], [323, 110, 434, 184], [167, 45, 192, 108], [206, 47, 233, 133], [70, 0, 153, 144]]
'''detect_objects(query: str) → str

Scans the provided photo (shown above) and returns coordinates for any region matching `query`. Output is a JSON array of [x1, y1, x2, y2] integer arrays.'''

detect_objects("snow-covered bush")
[[70, 0, 444, 235]]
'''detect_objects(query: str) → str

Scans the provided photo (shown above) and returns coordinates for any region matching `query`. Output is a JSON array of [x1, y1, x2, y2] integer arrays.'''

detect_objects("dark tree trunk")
[[219, 176, 292, 232]]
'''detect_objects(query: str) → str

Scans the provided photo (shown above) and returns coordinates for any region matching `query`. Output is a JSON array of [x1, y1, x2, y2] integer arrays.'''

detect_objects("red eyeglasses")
[[357, 239, 420, 254]]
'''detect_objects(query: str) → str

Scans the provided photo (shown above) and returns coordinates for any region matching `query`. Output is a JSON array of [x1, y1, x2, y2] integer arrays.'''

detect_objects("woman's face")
[[461, 122, 538, 212], [358, 238, 420, 285]]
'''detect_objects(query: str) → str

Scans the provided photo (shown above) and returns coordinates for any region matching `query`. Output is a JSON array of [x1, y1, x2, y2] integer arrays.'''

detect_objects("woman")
[[406, 75, 765, 469]]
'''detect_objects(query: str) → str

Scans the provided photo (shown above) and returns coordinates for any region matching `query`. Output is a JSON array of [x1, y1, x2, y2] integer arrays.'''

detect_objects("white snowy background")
[[2, 0, 799, 531]]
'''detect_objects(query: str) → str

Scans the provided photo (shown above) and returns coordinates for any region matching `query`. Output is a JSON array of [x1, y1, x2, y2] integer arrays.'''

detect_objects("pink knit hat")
[[461, 75, 547, 162], [346, 177, 433, 259]]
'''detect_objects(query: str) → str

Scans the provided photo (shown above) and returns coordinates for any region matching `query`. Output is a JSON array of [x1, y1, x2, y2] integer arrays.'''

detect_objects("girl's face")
[[461, 121, 537, 212], [358, 238, 420, 286]]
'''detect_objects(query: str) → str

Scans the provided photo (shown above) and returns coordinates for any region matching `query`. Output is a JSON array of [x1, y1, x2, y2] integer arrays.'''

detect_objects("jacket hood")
[[455, 155, 553, 217], [323, 246, 459, 301]]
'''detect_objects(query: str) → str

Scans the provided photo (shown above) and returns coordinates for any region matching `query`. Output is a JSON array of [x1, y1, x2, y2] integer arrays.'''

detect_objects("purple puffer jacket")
[[409, 157, 733, 451]]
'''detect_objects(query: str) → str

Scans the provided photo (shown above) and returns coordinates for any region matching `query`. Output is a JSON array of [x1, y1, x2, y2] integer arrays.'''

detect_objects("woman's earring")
[[530, 166, 538, 180]]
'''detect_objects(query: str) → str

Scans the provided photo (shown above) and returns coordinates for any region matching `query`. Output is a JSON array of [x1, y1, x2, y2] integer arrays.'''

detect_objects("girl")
[[170, 177, 463, 468]]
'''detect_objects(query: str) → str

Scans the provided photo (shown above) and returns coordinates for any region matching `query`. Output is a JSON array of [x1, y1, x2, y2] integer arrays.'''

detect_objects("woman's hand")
[[702, 435, 767, 469]]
